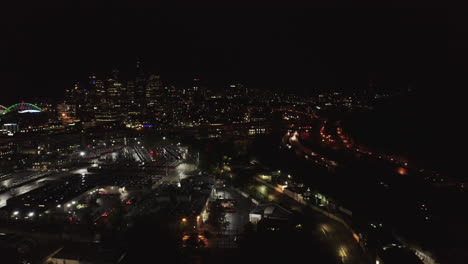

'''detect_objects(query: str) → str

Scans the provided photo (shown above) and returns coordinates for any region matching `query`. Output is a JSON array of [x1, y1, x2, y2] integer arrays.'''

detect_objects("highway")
[[285, 131, 339, 169], [247, 179, 370, 264], [279, 124, 446, 263]]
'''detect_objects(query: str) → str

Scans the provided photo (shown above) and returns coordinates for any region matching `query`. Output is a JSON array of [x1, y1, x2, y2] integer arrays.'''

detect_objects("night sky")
[[0, 8, 451, 105]]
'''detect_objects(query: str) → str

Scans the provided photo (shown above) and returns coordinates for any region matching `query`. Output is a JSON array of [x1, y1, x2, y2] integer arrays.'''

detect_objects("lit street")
[[248, 180, 370, 264]]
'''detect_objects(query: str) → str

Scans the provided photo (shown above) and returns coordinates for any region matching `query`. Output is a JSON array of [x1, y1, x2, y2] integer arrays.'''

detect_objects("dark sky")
[[0, 8, 450, 105]]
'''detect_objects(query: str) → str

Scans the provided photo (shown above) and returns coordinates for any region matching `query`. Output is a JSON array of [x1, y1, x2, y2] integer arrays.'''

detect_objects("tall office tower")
[[113, 83, 124, 108], [127, 81, 136, 104], [95, 80, 107, 105], [88, 73, 97, 94], [192, 78, 206, 102], [64, 83, 78, 105], [119, 82, 127, 105], [66, 82, 93, 122], [227, 83, 245, 99], [107, 69, 122, 108], [135, 59, 147, 108], [88, 78, 107, 122], [126, 80, 140, 121], [192, 78, 200, 93], [146, 75, 162, 107], [87, 74, 100, 111], [63, 83, 81, 122]]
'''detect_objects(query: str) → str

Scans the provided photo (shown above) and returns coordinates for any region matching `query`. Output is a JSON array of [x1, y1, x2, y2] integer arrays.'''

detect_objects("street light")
[[79, 151, 86, 157]]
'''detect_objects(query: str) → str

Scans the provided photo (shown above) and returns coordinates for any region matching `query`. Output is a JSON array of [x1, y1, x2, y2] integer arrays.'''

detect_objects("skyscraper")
[[107, 69, 121, 108], [126, 81, 136, 104], [135, 59, 147, 108], [146, 75, 162, 107]]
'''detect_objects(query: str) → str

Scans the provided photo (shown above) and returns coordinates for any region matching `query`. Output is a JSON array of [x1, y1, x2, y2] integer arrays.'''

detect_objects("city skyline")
[[1, 9, 448, 104], [1, 7, 464, 264]]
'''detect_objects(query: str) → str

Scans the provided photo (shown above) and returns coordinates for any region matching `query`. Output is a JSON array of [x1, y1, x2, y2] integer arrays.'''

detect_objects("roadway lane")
[[286, 131, 339, 169], [248, 180, 370, 264], [281, 128, 440, 263]]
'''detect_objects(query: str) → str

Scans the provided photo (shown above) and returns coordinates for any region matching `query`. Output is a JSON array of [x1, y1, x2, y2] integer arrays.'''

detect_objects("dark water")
[[342, 93, 462, 178]]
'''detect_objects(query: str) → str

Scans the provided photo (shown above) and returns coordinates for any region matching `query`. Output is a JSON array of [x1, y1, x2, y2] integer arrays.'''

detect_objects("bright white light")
[[13, 211, 19, 216], [18, 110, 41, 114], [80, 151, 86, 157], [28, 212, 34, 217]]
